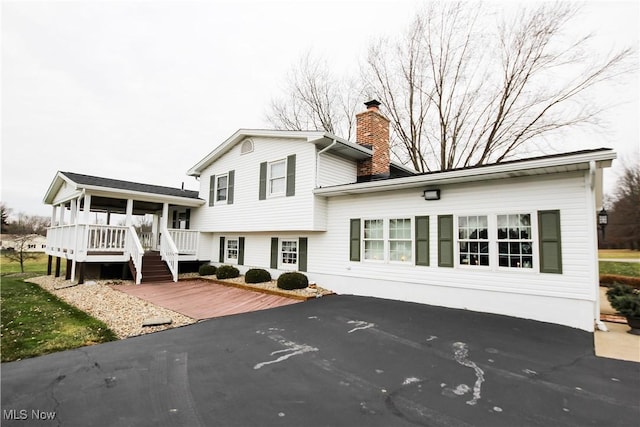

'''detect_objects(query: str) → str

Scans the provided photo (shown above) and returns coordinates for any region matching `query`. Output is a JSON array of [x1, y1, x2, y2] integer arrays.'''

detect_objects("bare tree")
[[6, 212, 50, 236], [606, 156, 640, 249], [266, 52, 363, 140], [0, 203, 11, 234], [2, 234, 41, 273], [267, 2, 635, 173]]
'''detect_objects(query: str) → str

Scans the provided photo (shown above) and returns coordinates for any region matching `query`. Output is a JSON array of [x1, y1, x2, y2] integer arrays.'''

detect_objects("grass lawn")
[[0, 252, 47, 274], [1, 254, 116, 362], [599, 261, 640, 277], [598, 249, 640, 260]]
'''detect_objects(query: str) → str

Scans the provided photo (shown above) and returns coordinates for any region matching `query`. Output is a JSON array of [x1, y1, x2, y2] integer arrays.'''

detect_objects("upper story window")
[[458, 215, 489, 266], [269, 159, 286, 197], [216, 174, 228, 202]]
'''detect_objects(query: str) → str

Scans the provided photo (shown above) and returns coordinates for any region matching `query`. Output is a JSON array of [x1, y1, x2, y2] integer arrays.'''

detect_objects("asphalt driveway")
[[2, 295, 639, 426]]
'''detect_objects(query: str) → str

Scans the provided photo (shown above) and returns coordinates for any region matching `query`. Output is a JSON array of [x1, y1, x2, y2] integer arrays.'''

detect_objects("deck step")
[[130, 252, 174, 283]]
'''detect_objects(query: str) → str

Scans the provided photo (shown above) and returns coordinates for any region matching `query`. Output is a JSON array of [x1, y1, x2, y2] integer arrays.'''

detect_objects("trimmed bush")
[[245, 268, 272, 284], [216, 265, 240, 279], [199, 264, 217, 276], [606, 284, 640, 317], [277, 272, 308, 290]]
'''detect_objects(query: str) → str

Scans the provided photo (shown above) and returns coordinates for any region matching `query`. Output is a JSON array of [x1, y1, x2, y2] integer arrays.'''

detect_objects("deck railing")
[[168, 229, 199, 254], [160, 226, 179, 282], [125, 226, 144, 284], [86, 225, 128, 252]]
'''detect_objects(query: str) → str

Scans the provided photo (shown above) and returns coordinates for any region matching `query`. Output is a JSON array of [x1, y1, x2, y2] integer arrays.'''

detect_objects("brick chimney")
[[356, 100, 390, 180]]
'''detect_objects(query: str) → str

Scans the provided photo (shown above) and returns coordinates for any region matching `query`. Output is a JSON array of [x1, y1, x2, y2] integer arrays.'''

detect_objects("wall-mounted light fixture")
[[423, 189, 441, 201]]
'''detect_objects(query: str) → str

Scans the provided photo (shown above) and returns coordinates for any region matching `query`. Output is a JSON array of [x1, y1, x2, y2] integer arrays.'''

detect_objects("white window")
[[389, 218, 412, 262], [364, 219, 384, 261], [458, 215, 489, 266], [281, 239, 298, 268], [226, 239, 238, 261], [498, 214, 533, 268], [216, 174, 229, 202], [269, 160, 286, 197]]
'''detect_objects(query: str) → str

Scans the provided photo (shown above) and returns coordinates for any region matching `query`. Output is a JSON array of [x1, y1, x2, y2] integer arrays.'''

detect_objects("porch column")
[[152, 213, 160, 250], [161, 203, 169, 230], [59, 203, 66, 225], [69, 198, 77, 224], [83, 194, 92, 224], [51, 206, 58, 226], [125, 199, 134, 226]]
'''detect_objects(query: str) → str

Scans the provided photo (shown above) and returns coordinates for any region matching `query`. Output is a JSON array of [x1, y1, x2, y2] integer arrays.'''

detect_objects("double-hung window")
[[226, 239, 238, 261], [363, 219, 384, 261], [458, 215, 489, 266], [498, 214, 533, 268], [389, 218, 412, 262], [216, 174, 228, 202], [281, 240, 298, 267], [269, 160, 286, 197]]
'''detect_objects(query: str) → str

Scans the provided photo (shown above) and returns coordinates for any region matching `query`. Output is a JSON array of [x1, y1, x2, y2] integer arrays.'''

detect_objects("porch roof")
[[44, 171, 204, 209]]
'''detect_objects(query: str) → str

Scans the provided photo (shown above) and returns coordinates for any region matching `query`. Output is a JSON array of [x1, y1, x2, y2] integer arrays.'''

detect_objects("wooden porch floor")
[[112, 280, 301, 320]]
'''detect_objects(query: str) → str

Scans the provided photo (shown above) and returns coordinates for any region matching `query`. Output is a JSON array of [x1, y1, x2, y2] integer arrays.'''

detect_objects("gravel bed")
[[186, 273, 334, 298], [27, 276, 196, 339]]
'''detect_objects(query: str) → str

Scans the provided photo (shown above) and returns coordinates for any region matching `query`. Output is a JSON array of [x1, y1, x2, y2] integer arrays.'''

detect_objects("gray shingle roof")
[[61, 172, 201, 200]]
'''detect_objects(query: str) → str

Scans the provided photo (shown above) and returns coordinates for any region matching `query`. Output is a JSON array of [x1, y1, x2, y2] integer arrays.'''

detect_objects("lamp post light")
[[598, 208, 608, 240]]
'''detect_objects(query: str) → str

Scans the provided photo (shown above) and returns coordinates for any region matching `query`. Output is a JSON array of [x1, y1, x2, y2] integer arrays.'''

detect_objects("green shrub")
[[199, 264, 217, 276], [606, 284, 640, 317], [245, 268, 272, 284], [216, 265, 240, 279], [277, 272, 308, 290]]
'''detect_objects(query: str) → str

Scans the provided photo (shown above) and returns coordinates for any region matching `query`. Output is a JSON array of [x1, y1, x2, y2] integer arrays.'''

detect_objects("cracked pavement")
[[2, 295, 639, 426]]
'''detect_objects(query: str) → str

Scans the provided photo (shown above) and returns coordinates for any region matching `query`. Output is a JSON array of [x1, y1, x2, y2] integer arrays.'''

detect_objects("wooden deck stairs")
[[130, 251, 174, 283]]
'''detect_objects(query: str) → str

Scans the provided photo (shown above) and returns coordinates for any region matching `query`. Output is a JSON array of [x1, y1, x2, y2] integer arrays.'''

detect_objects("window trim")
[[216, 173, 229, 204], [279, 239, 298, 270], [456, 215, 490, 268], [268, 159, 287, 198], [225, 238, 239, 263], [496, 213, 536, 270], [361, 218, 414, 264]]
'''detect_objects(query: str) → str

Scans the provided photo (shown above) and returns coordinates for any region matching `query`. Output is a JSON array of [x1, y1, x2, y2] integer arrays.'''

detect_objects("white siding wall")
[[317, 151, 357, 187], [190, 137, 321, 232], [303, 171, 599, 331]]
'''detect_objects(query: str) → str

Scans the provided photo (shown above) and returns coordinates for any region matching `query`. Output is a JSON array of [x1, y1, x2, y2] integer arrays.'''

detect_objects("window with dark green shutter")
[[227, 170, 235, 204], [259, 162, 267, 200], [538, 210, 563, 274], [298, 237, 308, 272], [238, 237, 245, 265], [438, 215, 454, 267], [286, 154, 296, 197], [219, 237, 225, 263], [350, 219, 361, 261], [270, 237, 278, 269], [209, 175, 216, 206], [415, 216, 430, 266]]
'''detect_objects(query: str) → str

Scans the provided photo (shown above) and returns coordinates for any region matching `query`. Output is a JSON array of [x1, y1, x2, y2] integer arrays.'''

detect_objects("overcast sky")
[[1, 0, 638, 218]]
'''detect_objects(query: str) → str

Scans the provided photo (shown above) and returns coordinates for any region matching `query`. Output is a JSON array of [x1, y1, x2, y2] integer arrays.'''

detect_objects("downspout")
[[316, 139, 338, 187], [589, 161, 608, 332]]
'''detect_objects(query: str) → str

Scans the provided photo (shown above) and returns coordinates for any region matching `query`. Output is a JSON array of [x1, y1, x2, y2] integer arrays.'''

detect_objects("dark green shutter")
[[298, 237, 308, 272], [270, 237, 279, 269], [219, 237, 225, 263], [350, 219, 361, 261], [238, 237, 245, 265], [438, 215, 454, 267], [185, 209, 191, 229], [415, 216, 430, 266], [209, 175, 216, 206], [286, 154, 296, 197], [538, 210, 563, 274], [227, 170, 235, 204], [259, 162, 267, 200]]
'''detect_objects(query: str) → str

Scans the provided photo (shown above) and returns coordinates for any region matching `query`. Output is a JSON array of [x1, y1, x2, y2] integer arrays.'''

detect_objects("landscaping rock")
[[142, 317, 173, 327]]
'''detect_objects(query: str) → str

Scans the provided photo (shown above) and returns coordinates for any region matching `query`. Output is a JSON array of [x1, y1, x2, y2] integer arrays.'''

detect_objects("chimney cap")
[[364, 99, 381, 109]]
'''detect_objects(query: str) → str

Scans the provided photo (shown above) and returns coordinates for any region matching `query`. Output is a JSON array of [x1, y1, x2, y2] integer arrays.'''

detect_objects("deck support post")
[[65, 259, 72, 280], [54, 257, 61, 277], [47, 255, 53, 275], [77, 263, 85, 285]]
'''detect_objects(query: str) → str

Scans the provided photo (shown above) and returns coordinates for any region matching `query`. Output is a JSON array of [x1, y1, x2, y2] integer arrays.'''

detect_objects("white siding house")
[[43, 102, 614, 331]]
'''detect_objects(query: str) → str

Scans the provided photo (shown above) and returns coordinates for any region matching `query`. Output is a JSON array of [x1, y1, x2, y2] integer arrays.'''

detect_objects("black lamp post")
[[598, 208, 608, 240]]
